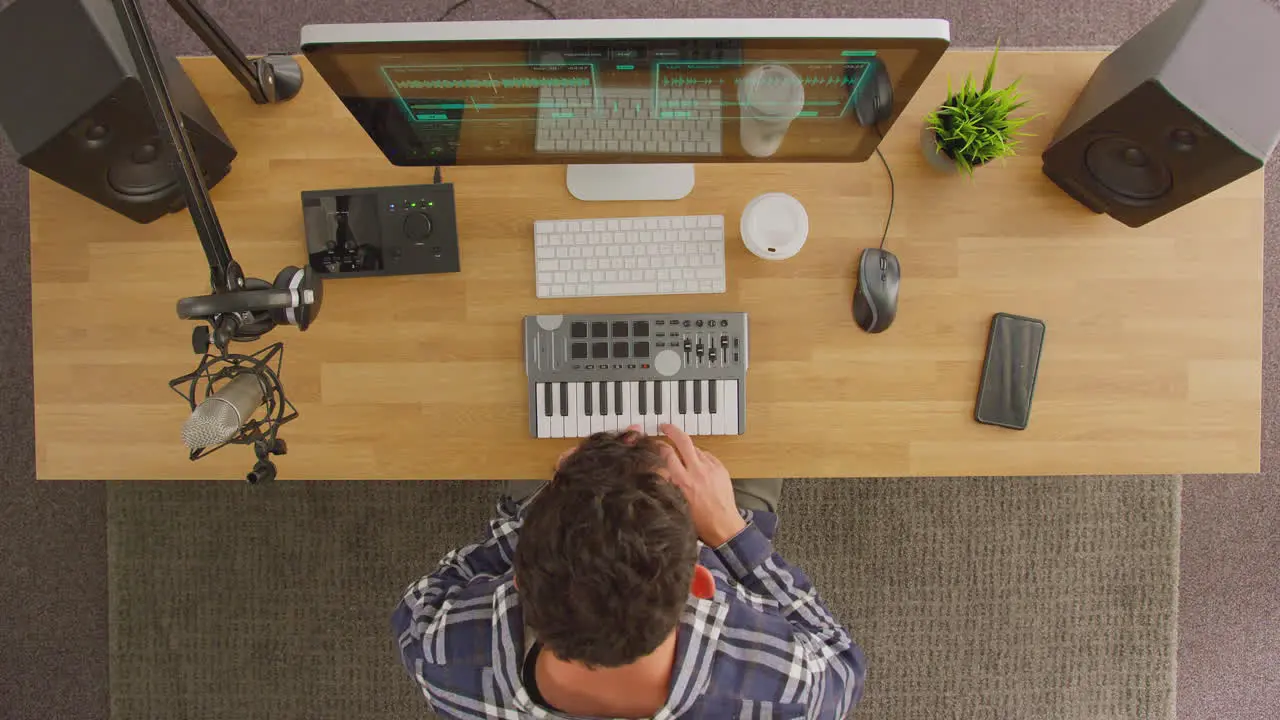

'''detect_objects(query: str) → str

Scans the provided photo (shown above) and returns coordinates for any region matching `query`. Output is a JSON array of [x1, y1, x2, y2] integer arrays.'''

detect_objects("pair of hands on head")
[[556, 424, 747, 548]]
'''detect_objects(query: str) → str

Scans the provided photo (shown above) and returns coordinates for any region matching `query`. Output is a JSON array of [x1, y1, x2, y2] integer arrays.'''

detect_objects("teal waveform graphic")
[[661, 76, 717, 87], [394, 77, 591, 90], [727, 74, 863, 87]]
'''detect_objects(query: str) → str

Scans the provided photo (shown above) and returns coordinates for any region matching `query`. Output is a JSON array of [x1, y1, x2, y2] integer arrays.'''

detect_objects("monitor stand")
[[566, 164, 695, 202]]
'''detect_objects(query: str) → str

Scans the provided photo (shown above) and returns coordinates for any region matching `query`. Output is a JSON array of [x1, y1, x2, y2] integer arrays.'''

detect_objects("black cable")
[[874, 146, 894, 251], [437, 0, 556, 22], [433, 166, 443, 184]]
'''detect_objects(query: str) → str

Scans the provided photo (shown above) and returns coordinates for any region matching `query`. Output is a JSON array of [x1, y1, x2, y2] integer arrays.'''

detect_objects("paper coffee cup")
[[740, 192, 809, 260]]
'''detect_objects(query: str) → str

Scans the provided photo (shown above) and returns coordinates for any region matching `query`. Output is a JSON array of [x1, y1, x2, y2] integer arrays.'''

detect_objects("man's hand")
[[657, 424, 746, 547]]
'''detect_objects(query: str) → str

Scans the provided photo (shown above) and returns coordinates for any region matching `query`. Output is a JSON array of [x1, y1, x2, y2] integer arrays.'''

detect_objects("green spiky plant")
[[925, 46, 1040, 175]]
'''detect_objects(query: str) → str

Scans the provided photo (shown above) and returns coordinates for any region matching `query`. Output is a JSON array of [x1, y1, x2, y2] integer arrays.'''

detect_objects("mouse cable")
[[437, 0, 557, 22], [874, 147, 894, 251], [870, 120, 894, 251]]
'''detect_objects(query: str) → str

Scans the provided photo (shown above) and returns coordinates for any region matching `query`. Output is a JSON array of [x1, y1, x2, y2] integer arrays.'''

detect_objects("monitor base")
[[566, 164, 695, 202]]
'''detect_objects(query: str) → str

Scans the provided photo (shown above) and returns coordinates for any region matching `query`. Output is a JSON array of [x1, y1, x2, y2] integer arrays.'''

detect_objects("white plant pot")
[[920, 125, 959, 174]]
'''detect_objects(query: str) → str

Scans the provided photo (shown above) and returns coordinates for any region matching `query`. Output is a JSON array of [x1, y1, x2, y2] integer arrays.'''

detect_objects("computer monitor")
[[301, 19, 950, 200]]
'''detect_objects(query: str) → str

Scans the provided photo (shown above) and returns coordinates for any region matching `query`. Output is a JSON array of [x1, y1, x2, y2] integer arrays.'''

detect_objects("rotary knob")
[[402, 211, 432, 240], [653, 349, 682, 377]]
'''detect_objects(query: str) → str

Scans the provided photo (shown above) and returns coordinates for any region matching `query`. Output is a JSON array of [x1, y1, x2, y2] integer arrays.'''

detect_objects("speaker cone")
[[1084, 136, 1173, 204], [107, 141, 179, 199]]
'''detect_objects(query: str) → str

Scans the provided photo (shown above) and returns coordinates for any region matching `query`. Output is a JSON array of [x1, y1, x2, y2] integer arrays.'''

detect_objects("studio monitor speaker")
[[0, 0, 236, 224], [1041, 0, 1280, 228]]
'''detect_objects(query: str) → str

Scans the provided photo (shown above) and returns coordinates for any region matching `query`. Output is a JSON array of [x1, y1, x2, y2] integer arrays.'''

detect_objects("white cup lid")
[[740, 192, 809, 260]]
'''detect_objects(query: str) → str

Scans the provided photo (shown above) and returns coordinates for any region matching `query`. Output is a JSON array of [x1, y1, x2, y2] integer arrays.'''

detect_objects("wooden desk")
[[30, 52, 1263, 480]]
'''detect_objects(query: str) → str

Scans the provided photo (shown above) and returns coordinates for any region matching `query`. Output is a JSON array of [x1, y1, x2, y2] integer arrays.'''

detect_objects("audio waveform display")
[[394, 77, 592, 90]]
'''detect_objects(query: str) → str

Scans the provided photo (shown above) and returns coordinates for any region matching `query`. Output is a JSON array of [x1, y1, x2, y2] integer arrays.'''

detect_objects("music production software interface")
[[307, 39, 925, 165]]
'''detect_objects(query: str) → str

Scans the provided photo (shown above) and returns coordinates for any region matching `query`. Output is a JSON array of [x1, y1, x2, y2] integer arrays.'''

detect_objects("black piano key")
[[543, 383, 553, 417], [559, 383, 569, 416], [709, 379, 717, 413], [678, 380, 687, 414], [599, 382, 609, 416], [584, 381, 593, 415], [614, 382, 624, 415], [638, 380, 648, 415], [655, 382, 664, 414], [693, 380, 702, 413]]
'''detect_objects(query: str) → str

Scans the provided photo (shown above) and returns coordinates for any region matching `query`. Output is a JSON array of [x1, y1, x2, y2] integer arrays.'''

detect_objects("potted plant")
[[923, 46, 1038, 175]]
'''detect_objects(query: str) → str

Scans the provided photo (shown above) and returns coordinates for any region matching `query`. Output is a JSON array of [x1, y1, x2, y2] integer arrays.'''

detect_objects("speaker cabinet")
[[1042, 0, 1280, 228], [0, 0, 236, 224]]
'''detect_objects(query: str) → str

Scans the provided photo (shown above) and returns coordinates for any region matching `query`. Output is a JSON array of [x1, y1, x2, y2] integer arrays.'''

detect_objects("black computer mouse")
[[853, 248, 900, 333], [853, 59, 894, 127]]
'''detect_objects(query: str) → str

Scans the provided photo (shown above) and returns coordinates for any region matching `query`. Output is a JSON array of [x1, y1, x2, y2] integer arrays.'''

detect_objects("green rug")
[[108, 476, 1178, 719]]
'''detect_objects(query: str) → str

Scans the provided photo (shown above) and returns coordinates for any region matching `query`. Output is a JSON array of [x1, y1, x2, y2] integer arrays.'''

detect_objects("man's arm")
[[656, 424, 864, 717], [391, 499, 523, 704], [715, 522, 865, 715]]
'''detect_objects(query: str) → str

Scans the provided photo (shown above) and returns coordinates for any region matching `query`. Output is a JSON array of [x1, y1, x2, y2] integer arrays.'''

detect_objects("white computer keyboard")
[[535, 86, 723, 155], [533, 215, 726, 299]]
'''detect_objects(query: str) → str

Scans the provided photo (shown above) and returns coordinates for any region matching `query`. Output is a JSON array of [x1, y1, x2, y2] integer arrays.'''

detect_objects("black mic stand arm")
[[111, 0, 302, 352]]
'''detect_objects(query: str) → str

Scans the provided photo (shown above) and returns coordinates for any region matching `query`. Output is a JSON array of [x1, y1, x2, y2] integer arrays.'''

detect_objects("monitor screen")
[[302, 19, 949, 166]]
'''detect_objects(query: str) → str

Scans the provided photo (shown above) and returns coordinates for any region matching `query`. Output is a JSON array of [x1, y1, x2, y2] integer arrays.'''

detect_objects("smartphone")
[[975, 313, 1046, 430]]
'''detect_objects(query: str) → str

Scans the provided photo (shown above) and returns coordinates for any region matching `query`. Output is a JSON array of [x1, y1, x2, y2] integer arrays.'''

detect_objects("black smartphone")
[[975, 313, 1046, 430]]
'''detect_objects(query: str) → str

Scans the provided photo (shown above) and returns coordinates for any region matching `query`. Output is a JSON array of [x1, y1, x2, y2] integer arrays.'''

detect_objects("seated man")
[[392, 424, 864, 719]]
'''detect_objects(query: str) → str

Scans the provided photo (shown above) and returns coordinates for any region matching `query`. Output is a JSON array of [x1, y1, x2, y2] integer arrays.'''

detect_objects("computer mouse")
[[853, 59, 894, 128], [853, 248, 900, 333]]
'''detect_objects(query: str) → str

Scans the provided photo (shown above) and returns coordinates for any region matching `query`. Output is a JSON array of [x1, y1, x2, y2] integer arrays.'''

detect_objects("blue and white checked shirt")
[[393, 497, 865, 719]]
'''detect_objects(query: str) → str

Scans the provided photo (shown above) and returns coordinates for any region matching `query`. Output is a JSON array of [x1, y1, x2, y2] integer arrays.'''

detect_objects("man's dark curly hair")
[[515, 430, 699, 669]]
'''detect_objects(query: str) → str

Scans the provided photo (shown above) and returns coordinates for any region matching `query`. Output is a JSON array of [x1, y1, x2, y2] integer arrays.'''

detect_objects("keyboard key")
[[678, 380, 688, 414], [584, 381, 593, 416], [612, 321, 629, 337], [638, 380, 648, 415], [613, 342, 629, 358], [599, 382, 609, 417], [615, 382, 624, 417], [572, 343, 588, 360], [591, 322, 608, 338], [634, 341, 650, 358], [693, 380, 702, 414], [592, 342, 608, 359]]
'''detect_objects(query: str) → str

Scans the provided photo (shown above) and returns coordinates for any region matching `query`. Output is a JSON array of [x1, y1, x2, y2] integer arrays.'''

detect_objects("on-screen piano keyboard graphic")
[[524, 312, 748, 438]]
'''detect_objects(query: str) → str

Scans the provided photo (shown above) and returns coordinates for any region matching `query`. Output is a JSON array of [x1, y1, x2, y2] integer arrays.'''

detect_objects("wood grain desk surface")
[[30, 51, 1263, 480]]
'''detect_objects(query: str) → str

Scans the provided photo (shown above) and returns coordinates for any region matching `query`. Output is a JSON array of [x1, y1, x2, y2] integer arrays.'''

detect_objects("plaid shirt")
[[393, 496, 865, 719]]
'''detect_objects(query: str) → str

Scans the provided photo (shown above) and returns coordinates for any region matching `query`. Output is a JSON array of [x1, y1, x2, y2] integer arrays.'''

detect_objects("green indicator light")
[[797, 110, 820, 117], [416, 113, 449, 121], [428, 202, 434, 207], [841, 50, 877, 57], [616, 64, 635, 70], [410, 202, 417, 208]]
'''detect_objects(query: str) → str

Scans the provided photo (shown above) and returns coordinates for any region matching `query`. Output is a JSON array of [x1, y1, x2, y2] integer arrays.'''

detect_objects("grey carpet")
[[2, 2, 1278, 720], [107, 476, 1179, 720]]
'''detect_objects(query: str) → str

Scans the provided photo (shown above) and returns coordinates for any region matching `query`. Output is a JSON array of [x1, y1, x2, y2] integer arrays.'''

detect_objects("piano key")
[[678, 380, 688, 415], [654, 380, 664, 415], [696, 381, 711, 435], [602, 382, 618, 432], [642, 383, 660, 435], [637, 380, 648, 415], [591, 386, 606, 434], [583, 381, 593, 416], [723, 379, 739, 435], [614, 382, 624, 418], [536, 383, 552, 438], [628, 382, 642, 428], [711, 380, 726, 435], [661, 380, 677, 430], [692, 380, 702, 414], [569, 383, 587, 437], [708, 379, 718, 414], [599, 381, 610, 417], [621, 382, 633, 429], [559, 383, 569, 418], [549, 383, 565, 438]]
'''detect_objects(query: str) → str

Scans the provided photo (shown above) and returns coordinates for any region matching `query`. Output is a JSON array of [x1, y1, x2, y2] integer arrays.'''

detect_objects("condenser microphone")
[[181, 372, 266, 450]]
